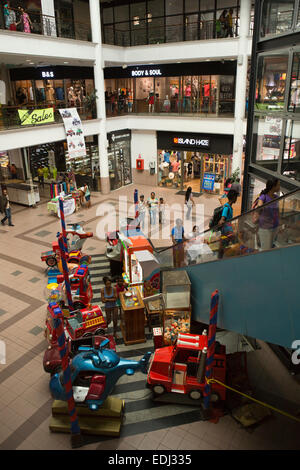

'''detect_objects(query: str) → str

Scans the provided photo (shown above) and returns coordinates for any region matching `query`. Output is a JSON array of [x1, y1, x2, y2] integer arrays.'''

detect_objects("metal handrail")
[[155, 187, 300, 254]]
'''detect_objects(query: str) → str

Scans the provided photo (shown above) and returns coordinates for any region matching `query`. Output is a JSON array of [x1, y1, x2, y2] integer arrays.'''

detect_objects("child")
[[159, 197, 166, 224], [138, 194, 146, 229]]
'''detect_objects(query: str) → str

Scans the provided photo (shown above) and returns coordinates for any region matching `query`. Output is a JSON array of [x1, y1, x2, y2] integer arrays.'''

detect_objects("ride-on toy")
[[41, 222, 93, 268], [45, 303, 107, 344], [56, 265, 93, 309], [43, 334, 116, 375], [147, 332, 226, 403], [50, 339, 151, 410]]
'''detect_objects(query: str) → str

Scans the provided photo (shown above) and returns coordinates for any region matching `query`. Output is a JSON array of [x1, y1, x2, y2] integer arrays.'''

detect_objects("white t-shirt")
[[186, 193, 193, 207]]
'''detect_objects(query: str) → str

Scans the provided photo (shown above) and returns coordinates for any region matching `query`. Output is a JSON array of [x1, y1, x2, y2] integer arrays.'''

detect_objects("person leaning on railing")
[[256, 178, 280, 251]]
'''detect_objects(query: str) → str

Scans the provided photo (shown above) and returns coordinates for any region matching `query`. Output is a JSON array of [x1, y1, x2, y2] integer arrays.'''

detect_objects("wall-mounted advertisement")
[[59, 108, 86, 158]]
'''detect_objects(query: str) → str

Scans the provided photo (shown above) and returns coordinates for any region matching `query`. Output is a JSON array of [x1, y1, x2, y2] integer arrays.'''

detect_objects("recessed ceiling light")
[[177, 61, 181, 63], [26, 59, 30, 62], [64, 61, 69, 64], [29, 62, 34, 65]]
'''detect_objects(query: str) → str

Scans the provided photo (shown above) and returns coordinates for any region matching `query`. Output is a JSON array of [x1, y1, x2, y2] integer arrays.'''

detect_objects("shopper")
[[171, 218, 186, 268], [18, 7, 32, 34], [0, 188, 14, 226], [225, 9, 234, 37], [147, 192, 159, 226], [185, 186, 195, 220], [4, 2, 17, 30], [101, 277, 118, 339], [16, 87, 27, 105], [230, 177, 242, 196], [138, 194, 146, 229], [37, 165, 44, 188], [257, 178, 280, 251], [159, 197, 166, 224], [219, 10, 228, 37], [9, 162, 17, 179], [218, 189, 238, 259]]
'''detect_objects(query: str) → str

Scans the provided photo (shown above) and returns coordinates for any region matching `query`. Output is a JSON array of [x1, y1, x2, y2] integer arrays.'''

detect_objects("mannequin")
[[45, 83, 55, 103], [147, 89, 155, 113], [68, 86, 76, 106], [163, 95, 170, 112], [183, 82, 191, 112]]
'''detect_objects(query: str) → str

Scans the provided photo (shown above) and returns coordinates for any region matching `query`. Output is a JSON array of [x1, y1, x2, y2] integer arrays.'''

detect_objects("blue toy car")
[[50, 338, 152, 410]]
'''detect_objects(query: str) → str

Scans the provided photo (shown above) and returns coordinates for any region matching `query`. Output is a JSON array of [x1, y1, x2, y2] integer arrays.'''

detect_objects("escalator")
[[153, 188, 300, 349]]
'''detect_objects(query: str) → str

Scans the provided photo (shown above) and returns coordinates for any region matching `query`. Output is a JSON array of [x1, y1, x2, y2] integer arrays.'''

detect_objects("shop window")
[[148, 17, 165, 43], [282, 120, 300, 182], [255, 55, 288, 112], [185, 0, 199, 13], [253, 115, 282, 165], [114, 5, 129, 23], [165, 0, 183, 16], [102, 7, 113, 24], [104, 25, 114, 45], [185, 14, 199, 41], [198, 10, 213, 39], [289, 53, 300, 112], [260, 0, 295, 38]]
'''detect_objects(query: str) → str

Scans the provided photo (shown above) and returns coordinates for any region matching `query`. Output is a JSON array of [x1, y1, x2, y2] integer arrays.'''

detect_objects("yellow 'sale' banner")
[[18, 108, 54, 125]]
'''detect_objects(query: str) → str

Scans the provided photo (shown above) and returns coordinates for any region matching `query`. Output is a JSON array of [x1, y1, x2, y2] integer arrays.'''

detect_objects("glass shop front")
[[104, 61, 236, 116], [9, 65, 95, 117], [107, 130, 132, 191], [157, 131, 233, 195]]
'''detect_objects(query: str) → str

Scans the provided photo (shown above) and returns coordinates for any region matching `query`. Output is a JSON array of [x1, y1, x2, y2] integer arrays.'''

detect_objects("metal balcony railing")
[[0, 8, 91, 41]]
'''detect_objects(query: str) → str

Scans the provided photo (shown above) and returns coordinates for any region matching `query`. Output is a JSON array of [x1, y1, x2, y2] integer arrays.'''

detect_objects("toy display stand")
[[119, 286, 146, 345], [49, 396, 125, 437]]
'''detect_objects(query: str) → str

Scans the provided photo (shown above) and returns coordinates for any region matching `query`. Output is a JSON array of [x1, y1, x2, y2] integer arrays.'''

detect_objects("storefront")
[[29, 136, 100, 191], [157, 131, 233, 195], [107, 130, 132, 191], [104, 61, 236, 116], [9, 66, 95, 116]]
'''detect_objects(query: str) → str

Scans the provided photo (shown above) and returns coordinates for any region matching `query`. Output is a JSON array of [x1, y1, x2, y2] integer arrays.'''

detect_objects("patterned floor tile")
[[11, 271, 22, 276], [28, 278, 41, 284], [34, 231, 52, 237], [28, 326, 44, 336]]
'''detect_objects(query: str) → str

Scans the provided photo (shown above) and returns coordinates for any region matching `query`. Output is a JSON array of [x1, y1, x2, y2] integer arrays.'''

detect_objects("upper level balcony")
[[101, 0, 254, 48], [0, 5, 91, 42]]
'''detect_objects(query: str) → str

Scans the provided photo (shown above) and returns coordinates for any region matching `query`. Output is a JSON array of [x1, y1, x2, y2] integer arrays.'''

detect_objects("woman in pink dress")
[[18, 8, 32, 33]]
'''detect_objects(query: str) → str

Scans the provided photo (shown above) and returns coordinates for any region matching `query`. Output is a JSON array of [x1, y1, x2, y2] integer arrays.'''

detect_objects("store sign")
[[41, 71, 54, 78], [131, 69, 162, 77], [18, 108, 54, 126], [202, 173, 215, 191], [59, 108, 86, 158], [173, 137, 210, 148]]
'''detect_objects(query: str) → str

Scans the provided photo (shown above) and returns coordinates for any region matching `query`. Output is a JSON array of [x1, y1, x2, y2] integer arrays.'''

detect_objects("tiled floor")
[[0, 183, 300, 450]]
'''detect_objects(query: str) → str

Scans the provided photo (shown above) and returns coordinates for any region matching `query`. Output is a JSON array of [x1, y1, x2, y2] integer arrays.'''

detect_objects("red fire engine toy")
[[45, 304, 107, 344], [147, 333, 226, 403], [57, 265, 93, 309]]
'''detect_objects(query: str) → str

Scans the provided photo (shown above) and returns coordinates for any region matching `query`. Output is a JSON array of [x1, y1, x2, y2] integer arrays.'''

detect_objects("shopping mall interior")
[[0, 0, 300, 453]]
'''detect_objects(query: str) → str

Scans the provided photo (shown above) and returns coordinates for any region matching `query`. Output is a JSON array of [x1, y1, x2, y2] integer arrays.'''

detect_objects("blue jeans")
[[1, 208, 12, 225], [149, 209, 157, 225]]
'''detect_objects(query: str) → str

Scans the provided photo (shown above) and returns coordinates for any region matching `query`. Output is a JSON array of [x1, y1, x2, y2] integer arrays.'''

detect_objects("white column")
[[89, 0, 110, 194], [232, 0, 251, 176]]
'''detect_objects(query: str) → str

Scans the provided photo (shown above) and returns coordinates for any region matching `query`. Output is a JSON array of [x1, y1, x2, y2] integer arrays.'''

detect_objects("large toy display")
[[147, 332, 226, 403], [50, 340, 151, 411]]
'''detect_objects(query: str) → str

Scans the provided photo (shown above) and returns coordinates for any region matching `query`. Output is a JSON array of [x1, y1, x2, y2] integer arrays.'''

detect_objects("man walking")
[[0, 188, 14, 226]]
